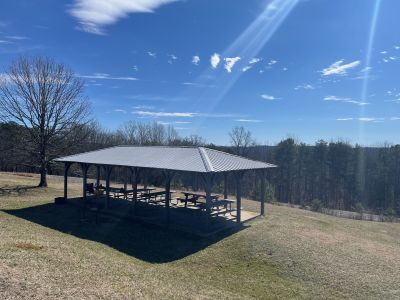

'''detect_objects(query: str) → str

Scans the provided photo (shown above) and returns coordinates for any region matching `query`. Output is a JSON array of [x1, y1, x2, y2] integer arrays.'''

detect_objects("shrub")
[[311, 199, 323, 212], [353, 202, 364, 215]]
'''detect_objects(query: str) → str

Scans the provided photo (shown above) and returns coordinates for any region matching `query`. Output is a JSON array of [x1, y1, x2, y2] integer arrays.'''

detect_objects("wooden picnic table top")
[[181, 191, 221, 199]]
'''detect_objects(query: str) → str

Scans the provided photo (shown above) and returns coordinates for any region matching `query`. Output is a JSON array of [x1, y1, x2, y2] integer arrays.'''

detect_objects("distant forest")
[[1, 121, 399, 217]]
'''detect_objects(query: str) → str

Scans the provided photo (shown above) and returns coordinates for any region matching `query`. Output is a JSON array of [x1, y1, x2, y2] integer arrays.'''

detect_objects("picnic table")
[[141, 190, 175, 204], [178, 191, 221, 208]]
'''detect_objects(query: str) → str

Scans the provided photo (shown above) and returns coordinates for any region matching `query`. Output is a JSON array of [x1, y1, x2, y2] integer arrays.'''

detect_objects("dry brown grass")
[[1, 172, 400, 299], [14, 242, 44, 251]]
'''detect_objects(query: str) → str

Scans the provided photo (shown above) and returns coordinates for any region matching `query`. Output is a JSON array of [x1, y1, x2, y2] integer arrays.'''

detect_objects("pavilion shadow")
[[3, 202, 245, 263]]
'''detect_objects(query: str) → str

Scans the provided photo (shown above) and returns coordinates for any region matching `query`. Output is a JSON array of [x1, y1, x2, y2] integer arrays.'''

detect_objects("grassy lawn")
[[1, 172, 399, 299]]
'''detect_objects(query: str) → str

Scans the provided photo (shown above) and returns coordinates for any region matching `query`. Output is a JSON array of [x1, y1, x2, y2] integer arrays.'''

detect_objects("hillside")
[[1, 172, 399, 299]]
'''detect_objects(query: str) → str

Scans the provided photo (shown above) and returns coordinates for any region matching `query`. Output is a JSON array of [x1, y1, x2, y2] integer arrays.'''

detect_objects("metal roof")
[[54, 146, 276, 173]]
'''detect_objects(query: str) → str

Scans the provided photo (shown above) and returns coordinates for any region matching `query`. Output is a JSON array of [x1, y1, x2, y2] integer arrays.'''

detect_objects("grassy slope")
[[0, 172, 399, 299]]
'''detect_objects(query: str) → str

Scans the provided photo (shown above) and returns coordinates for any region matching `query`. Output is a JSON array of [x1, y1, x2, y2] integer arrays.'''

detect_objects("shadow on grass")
[[3, 202, 245, 263]]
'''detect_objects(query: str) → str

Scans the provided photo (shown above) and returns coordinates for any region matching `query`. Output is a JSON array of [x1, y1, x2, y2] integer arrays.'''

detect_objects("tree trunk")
[[38, 162, 47, 187], [38, 147, 47, 187]]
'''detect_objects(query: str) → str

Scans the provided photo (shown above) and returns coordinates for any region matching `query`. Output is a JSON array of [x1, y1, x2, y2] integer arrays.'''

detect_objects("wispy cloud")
[[132, 110, 241, 118], [127, 94, 184, 102], [147, 51, 156, 58], [390, 117, 400, 121], [235, 119, 263, 123], [324, 95, 368, 106], [114, 109, 127, 113], [134, 111, 195, 118], [210, 53, 221, 69], [224, 57, 241, 73], [295, 84, 314, 90], [79, 73, 138, 81], [321, 59, 361, 76], [167, 54, 177, 64], [336, 117, 384, 122], [242, 57, 261, 72], [192, 55, 200, 66], [267, 59, 277, 66], [242, 65, 252, 72], [69, 0, 178, 34], [0, 40, 12, 44], [261, 94, 278, 101], [6, 35, 29, 40], [249, 58, 261, 64]]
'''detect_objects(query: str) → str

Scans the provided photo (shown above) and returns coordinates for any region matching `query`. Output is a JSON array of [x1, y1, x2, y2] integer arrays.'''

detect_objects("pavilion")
[[55, 146, 276, 231]]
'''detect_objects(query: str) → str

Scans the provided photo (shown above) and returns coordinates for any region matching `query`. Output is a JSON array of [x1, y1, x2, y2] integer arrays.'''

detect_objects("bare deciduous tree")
[[229, 126, 255, 156], [0, 56, 90, 187]]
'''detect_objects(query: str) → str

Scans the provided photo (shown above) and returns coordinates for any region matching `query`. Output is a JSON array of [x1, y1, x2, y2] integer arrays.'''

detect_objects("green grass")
[[1, 172, 400, 299]]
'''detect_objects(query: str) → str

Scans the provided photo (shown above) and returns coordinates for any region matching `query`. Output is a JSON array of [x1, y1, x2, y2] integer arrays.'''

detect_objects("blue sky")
[[1, 0, 399, 145]]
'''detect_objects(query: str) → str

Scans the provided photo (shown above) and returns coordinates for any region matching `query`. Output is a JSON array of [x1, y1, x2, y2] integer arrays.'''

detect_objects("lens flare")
[[357, 0, 382, 201]]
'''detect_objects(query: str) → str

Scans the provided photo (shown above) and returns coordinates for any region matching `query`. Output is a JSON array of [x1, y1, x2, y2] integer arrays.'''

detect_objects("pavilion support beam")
[[235, 171, 245, 223], [163, 170, 174, 226], [105, 166, 113, 209], [80, 163, 90, 202], [123, 167, 128, 200], [202, 174, 214, 216], [96, 165, 101, 187], [63, 162, 71, 201], [143, 169, 148, 190], [223, 173, 228, 199], [130, 167, 140, 216], [259, 169, 266, 216], [193, 172, 199, 191]]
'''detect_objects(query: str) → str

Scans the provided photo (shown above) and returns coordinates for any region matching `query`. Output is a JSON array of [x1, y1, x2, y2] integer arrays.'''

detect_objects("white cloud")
[[69, 0, 178, 34], [167, 54, 177, 64], [324, 95, 350, 101], [132, 110, 241, 118], [249, 58, 261, 64], [147, 51, 156, 57], [380, 50, 388, 54], [235, 119, 264, 123], [79, 73, 138, 81], [114, 109, 127, 113], [210, 53, 221, 69], [390, 117, 400, 121], [261, 94, 277, 101], [321, 59, 361, 76], [295, 84, 314, 90], [0, 40, 11, 44], [282, 67, 288, 71], [192, 55, 200, 65], [268, 59, 277, 66], [336, 117, 384, 122], [133, 65, 139, 71], [224, 57, 241, 73], [359, 117, 384, 122], [133, 111, 196, 117], [324, 95, 368, 106], [6, 35, 29, 40], [242, 65, 252, 72], [242, 58, 261, 72], [394, 46, 400, 50]]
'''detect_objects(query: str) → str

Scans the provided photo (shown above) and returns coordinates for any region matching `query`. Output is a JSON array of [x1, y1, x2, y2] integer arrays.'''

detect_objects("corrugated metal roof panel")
[[54, 146, 276, 173]]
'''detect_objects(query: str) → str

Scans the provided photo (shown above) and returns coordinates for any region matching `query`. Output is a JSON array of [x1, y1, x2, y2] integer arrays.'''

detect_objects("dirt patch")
[[14, 242, 44, 251]]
